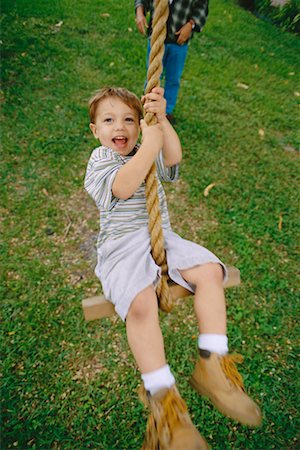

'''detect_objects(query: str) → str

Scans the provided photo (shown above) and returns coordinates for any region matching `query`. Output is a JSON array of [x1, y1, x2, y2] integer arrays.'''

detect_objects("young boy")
[[84, 86, 262, 449]]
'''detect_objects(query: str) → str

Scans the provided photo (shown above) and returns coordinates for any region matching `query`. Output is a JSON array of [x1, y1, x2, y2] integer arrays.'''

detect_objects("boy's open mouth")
[[113, 136, 128, 145]]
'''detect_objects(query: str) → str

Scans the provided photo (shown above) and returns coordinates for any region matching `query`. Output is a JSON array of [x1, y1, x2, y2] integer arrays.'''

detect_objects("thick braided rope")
[[144, 0, 172, 313]]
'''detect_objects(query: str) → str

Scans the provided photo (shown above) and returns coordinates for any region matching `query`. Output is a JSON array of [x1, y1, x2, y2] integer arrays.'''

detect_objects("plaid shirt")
[[134, 0, 209, 43]]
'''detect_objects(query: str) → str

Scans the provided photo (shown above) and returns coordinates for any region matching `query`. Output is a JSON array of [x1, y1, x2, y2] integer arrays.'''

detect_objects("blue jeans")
[[146, 39, 189, 114]]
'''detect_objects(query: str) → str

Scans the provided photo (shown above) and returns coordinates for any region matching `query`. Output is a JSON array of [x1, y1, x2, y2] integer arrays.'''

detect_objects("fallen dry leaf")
[[258, 128, 265, 138], [284, 145, 297, 153], [237, 82, 249, 90], [278, 213, 283, 231], [271, 0, 288, 5], [204, 182, 217, 197], [101, 13, 110, 17], [42, 188, 49, 196], [294, 92, 300, 97]]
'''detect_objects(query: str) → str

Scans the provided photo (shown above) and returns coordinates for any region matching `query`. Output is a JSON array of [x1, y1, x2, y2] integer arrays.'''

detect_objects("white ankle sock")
[[198, 333, 228, 355], [141, 364, 176, 395]]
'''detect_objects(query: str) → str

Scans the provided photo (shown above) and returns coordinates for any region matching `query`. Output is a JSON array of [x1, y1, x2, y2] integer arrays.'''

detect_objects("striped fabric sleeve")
[[156, 150, 179, 182], [84, 149, 120, 211]]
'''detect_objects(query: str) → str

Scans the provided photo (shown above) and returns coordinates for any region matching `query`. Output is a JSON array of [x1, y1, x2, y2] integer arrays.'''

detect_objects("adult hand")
[[175, 22, 193, 45], [135, 6, 148, 35]]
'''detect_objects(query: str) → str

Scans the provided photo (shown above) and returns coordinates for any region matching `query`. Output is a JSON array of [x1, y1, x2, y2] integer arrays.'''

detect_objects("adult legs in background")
[[163, 42, 189, 114], [145, 40, 189, 115]]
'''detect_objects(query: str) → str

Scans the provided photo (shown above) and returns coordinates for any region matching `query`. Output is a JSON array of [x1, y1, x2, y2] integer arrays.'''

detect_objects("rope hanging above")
[[143, 0, 173, 313]]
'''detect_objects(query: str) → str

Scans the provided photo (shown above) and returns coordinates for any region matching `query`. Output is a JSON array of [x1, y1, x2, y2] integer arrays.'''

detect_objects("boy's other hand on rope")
[[140, 119, 164, 152], [142, 87, 168, 123], [142, 88, 181, 168]]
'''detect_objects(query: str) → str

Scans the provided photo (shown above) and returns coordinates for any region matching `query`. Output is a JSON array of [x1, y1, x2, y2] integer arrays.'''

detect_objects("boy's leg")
[[181, 263, 226, 335], [126, 285, 209, 449], [163, 43, 189, 115], [126, 285, 166, 374], [180, 263, 262, 426], [181, 263, 229, 355], [126, 286, 176, 393]]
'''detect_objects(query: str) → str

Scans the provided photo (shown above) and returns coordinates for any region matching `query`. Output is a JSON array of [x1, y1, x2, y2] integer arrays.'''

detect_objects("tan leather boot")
[[140, 385, 209, 450], [190, 350, 262, 427]]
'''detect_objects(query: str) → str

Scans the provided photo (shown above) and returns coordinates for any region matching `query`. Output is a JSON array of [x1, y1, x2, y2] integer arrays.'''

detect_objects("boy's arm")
[[112, 122, 163, 200], [159, 118, 182, 167], [143, 87, 182, 167], [114, 87, 181, 200]]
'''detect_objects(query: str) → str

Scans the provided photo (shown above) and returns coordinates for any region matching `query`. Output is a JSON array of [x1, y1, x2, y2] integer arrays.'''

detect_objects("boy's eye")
[[125, 117, 134, 122], [104, 118, 112, 123]]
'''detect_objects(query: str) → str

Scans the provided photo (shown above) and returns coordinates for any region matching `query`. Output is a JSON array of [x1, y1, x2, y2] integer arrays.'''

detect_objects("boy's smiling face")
[[90, 97, 140, 156]]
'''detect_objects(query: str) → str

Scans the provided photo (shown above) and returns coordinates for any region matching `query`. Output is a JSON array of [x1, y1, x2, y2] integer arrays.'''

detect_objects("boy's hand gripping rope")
[[143, 0, 173, 313]]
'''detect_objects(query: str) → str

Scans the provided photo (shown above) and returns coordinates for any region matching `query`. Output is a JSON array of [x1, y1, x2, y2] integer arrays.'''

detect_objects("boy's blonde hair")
[[89, 87, 143, 123]]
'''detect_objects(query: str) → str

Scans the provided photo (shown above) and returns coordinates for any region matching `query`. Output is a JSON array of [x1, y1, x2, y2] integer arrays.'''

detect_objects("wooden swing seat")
[[82, 265, 240, 321]]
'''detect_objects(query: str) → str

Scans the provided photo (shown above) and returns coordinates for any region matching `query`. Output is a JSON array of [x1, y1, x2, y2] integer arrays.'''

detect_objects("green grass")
[[1, 0, 299, 448]]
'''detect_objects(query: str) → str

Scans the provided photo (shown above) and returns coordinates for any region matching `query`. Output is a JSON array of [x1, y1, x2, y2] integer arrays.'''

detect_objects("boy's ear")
[[89, 123, 98, 139]]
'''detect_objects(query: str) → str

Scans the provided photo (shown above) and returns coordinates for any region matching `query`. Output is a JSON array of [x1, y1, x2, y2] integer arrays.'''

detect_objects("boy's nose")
[[114, 120, 125, 130]]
